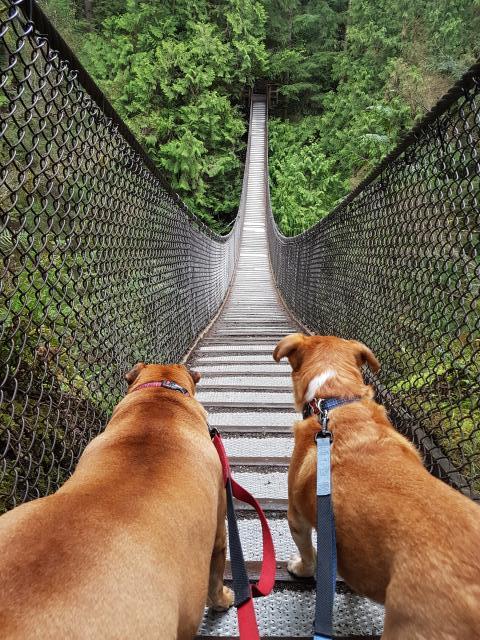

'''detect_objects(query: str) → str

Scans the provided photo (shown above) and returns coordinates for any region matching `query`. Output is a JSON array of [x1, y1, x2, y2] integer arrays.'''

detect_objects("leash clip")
[[320, 408, 329, 431], [208, 424, 219, 439], [309, 398, 333, 442], [315, 427, 333, 442]]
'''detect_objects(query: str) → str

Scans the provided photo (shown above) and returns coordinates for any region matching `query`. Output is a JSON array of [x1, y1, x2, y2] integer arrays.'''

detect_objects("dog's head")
[[273, 334, 379, 411], [124, 362, 201, 396]]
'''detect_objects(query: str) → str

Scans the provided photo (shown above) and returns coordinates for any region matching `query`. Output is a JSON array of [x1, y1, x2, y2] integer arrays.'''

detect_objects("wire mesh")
[[0, 0, 244, 511], [267, 63, 480, 501]]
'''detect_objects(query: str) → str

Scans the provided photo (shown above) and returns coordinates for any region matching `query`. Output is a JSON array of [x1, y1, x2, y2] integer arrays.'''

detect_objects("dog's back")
[[0, 364, 226, 639], [275, 334, 480, 640]]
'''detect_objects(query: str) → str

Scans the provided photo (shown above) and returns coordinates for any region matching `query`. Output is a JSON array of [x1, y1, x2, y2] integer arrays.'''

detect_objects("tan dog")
[[0, 363, 233, 639], [274, 334, 480, 640]]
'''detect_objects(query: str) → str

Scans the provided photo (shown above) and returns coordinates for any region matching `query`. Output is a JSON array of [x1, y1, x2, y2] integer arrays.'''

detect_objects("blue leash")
[[313, 434, 336, 640], [303, 397, 359, 640]]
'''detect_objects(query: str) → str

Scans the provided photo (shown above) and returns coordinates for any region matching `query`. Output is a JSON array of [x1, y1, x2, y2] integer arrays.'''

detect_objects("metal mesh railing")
[[267, 63, 480, 501], [0, 0, 245, 511]]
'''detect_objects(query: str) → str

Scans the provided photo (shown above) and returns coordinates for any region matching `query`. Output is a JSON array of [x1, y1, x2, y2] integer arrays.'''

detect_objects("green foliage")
[[43, 0, 479, 235], [0, 236, 110, 511], [76, 0, 267, 230], [86, 0, 127, 27], [265, 0, 480, 235], [269, 117, 346, 234], [0, 234, 110, 407], [264, 0, 347, 113], [389, 339, 480, 485], [40, 0, 88, 50]]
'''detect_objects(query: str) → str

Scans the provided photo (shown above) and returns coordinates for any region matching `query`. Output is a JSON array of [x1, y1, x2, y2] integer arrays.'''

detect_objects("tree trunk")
[[84, 0, 93, 23]]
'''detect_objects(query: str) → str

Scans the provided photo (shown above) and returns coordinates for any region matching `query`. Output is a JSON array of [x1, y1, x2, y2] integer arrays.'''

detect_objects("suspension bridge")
[[193, 97, 384, 637], [1, 2, 479, 639]]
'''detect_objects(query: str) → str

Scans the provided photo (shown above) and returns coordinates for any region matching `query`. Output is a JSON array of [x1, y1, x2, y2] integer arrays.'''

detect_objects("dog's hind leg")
[[206, 493, 234, 611], [287, 506, 316, 577], [381, 605, 430, 640]]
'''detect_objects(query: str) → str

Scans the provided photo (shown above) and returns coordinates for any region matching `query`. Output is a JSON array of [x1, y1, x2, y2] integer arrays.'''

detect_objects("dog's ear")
[[273, 333, 305, 370], [188, 369, 201, 385], [125, 362, 146, 385], [350, 341, 380, 373]]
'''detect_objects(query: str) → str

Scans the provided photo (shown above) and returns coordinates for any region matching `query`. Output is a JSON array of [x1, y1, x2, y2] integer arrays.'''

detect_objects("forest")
[[43, 0, 480, 234]]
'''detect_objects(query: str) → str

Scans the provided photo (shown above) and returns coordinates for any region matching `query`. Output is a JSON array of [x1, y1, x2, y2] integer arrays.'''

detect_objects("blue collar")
[[302, 396, 359, 421]]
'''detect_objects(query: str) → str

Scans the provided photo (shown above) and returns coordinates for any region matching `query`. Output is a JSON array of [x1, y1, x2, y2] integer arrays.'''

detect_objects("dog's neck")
[[303, 370, 337, 402], [131, 379, 190, 396], [300, 368, 369, 411], [116, 377, 208, 428]]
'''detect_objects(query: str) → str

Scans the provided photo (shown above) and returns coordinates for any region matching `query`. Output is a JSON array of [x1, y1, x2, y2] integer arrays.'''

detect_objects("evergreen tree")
[[42, 0, 479, 234]]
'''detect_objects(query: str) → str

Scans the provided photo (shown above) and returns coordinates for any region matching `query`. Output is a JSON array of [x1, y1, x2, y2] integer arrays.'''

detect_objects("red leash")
[[211, 430, 276, 639]]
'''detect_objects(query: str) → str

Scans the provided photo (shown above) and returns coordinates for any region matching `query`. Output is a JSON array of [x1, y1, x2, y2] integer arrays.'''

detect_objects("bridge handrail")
[[0, 0, 247, 510], [265, 63, 480, 501]]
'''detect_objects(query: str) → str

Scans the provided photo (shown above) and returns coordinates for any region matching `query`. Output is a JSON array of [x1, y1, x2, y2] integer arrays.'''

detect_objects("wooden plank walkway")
[[191, 96, 384, 638]]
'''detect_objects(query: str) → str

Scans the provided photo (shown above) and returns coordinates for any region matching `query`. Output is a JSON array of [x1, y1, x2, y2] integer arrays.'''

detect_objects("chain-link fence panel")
[[267, 62, 480, 501], [0, 0, 245, 511]]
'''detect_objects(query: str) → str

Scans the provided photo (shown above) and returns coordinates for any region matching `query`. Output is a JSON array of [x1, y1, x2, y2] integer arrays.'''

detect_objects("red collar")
[[131, 380, 190, 395]]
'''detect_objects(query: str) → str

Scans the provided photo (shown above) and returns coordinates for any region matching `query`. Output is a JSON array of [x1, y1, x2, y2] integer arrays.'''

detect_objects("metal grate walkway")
[[192, 97, 384, 639]]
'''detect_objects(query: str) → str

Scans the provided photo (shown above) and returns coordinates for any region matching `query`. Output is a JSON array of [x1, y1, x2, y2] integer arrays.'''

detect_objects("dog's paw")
[[287, 554, 315, 578], [209, 586, 234, 611]]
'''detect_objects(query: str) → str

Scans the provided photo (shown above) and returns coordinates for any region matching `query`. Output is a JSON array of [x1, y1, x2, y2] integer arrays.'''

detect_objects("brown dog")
[[0, 363, 233, 639], [274, 334, 480, 640]]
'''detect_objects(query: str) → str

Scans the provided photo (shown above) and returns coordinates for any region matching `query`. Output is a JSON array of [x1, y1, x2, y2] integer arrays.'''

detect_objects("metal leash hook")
[[316, 405, 332, 442], [306, 398, 332, 441]]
